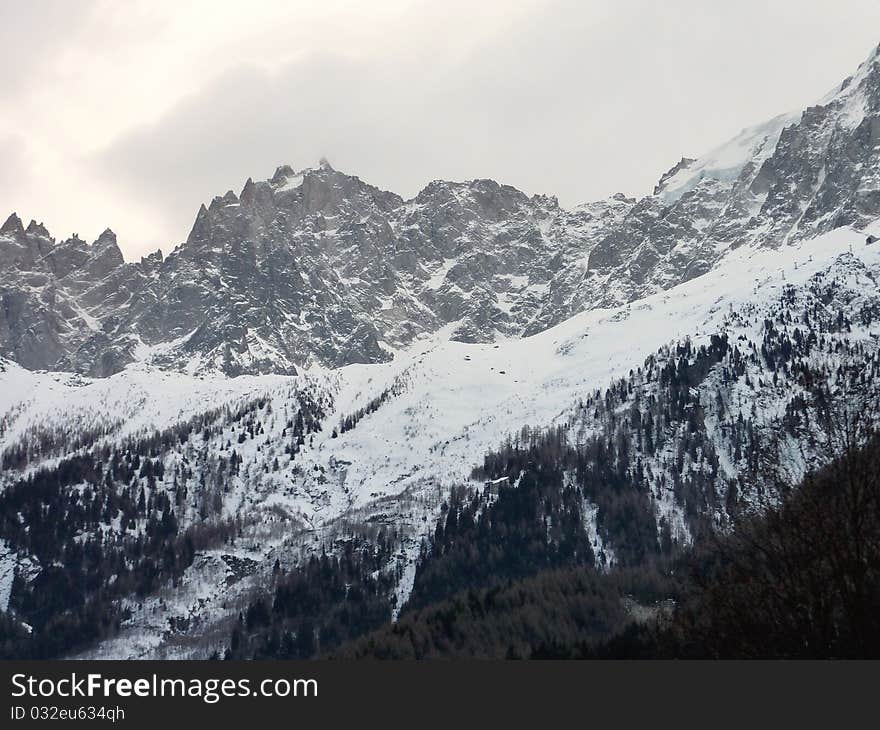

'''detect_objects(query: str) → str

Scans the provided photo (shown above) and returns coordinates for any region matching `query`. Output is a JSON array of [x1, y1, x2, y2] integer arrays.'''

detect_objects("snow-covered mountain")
[[2, 222, 878, 657], [1, 43, 880, 659], [5, 45, 880, 378], [581, 41, 880, 311], [0, 161, 633, 377]]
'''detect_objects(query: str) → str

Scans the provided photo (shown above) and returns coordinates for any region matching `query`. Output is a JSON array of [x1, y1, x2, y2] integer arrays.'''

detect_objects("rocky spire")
[[1, 212, 24, 235], [91, 228, 125, 265], [240, 177, 256, 204], [209, 190, 240, 210], [94, 228, 118, 246], [25, 220, 51, 239], [186, 203, 212, 243], [271, 165, 295, 185]]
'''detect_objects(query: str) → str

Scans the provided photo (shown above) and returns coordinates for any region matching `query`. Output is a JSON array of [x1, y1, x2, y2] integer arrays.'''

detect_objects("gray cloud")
[[0, 133, 30, 189], [0, 0, 97, 99], [15, 0, 880, 257]]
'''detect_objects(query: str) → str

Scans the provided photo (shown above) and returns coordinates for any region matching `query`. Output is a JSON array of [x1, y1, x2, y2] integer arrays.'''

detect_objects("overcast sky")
[[2, 0, 879, 259]]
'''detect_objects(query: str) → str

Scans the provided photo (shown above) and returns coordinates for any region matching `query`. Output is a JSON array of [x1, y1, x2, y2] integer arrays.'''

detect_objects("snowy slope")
[[4, 224, 878, 517], [296, 223, 880, 508], [658, 42, 879, 206], [656, 113, 796, 204], [3, 221, 876, 658]]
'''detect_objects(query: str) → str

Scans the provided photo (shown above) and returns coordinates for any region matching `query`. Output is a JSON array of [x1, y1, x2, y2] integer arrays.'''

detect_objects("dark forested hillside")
[[336, 432, 880, 659], [0, 392, 327, 659], [0, 446, 237, 659], [653, 430, 880, 658], [221, 532, 401, 660]]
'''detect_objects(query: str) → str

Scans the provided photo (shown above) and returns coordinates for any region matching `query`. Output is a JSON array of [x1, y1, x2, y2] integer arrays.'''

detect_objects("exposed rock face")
[[0, 216, 151, 376], [1, 45, 879, 377], [0, 162, 630, 376]]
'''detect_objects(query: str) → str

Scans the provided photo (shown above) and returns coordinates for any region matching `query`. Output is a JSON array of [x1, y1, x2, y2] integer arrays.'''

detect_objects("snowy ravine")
[[1, 222, 879, 658], [0, 540, 16, 613]]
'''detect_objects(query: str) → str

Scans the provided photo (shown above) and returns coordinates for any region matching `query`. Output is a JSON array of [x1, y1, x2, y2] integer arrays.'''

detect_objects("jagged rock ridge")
[[2, 43, 879, 377], [0, 161, 633, 376]]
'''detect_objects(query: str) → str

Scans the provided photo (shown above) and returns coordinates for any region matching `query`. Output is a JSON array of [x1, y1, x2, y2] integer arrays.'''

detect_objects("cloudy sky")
[[2, 0, 879, 259]]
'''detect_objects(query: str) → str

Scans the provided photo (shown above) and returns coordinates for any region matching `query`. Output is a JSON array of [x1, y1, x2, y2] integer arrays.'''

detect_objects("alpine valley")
[[2, 43, 880, 659]]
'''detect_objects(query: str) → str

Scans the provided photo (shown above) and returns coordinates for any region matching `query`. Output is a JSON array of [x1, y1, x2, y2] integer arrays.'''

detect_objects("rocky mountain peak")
[[94, 227, 117, 246], [25, 220, 51, 239], [139, 248, 163, 265], [1, 212, 24, 236], [88, 228, 126, 275], [208, 190, 240, 211], [271, 164, 295, 184], [653, 157, 696, 195], [136, 248, 165, 279], [240, 177, 257, 202]]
